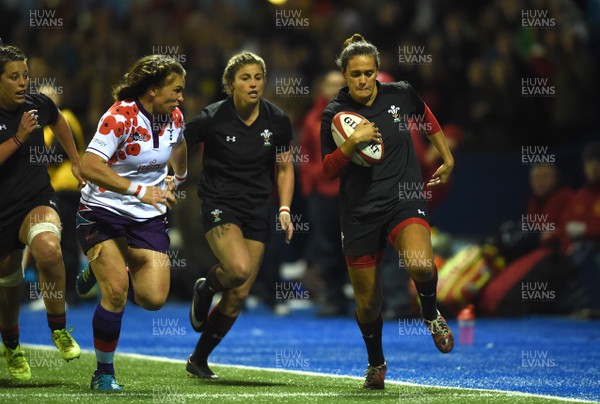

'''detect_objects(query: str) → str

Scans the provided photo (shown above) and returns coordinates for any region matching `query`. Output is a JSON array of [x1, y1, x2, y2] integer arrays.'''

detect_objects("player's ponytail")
[[335, 33, 380, 73], [112, 54, 186, 101]]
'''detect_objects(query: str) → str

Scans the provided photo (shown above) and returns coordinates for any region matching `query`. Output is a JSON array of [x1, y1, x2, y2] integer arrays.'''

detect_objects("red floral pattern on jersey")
[[110, 103, 139, 120], [126, 143, 141, 156], [98, 115, 118, 135], [137, 127, 150, 142]]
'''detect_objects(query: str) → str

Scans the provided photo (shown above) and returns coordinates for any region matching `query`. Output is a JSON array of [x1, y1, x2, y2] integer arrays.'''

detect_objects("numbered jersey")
[[81, 100, 184, 220]]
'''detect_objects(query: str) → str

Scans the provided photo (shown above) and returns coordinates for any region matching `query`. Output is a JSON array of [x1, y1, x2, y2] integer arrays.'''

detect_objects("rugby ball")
[[331, 111, 384, 167]]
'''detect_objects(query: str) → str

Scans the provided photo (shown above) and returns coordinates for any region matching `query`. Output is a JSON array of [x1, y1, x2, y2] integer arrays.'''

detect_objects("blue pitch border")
[[17, 302, 600, 402]]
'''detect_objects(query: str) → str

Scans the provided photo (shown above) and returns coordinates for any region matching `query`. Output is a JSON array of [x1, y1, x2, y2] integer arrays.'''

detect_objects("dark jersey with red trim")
[[0, 93, 59, 223], [185, 97, 292, 210], [321, 81, 427, 220]]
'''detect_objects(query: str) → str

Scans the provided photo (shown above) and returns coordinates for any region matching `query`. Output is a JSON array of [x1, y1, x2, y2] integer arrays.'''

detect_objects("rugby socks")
[[356, 312, 385, 367], [206, 264, 226, 292], [1, 324, 20, 350], [190, 306, 236, 363], [47, 312, 66, 332], [414, 268, 438, 320], [92, 304, 123, 376]]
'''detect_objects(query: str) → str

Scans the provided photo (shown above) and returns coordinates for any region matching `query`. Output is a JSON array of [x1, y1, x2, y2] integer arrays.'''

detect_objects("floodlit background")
[[2, 0, 599, 315]]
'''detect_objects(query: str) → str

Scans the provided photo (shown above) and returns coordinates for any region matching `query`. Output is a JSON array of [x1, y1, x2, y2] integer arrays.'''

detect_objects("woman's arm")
[[276, 150, 294, 244]]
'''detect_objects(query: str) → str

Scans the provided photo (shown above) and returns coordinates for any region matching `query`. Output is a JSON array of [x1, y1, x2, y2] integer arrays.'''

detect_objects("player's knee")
[[223, 260, 251, 287], [355, 304, 382, 322], [103, 283, 128, 309], [30, 235, 63, 269], [228, 286, 251, 304], [105, 290, 127, 310], [135, 292, 167, 311], [407, 265, 435, 283]]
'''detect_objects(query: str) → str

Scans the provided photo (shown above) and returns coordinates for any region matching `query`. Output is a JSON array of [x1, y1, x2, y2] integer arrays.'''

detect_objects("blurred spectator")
[[478, 146, 600, 316], [1, 0, 598, 304], [300, 70, 348, 316], [558, 142, 600, 315], [528, 164, 573, 248]]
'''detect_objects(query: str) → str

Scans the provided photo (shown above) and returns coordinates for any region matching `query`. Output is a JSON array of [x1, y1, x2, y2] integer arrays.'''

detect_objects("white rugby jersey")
[[80, 100, 184, 220]]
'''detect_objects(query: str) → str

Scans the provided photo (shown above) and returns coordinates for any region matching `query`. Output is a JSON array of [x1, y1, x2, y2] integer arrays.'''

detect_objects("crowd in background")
[[2, 0, 599, 314], [1, 0, 598, 150]]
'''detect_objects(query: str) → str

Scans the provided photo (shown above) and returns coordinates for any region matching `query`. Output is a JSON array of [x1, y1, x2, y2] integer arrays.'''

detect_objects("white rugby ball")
[[331, 111, 384, 167]]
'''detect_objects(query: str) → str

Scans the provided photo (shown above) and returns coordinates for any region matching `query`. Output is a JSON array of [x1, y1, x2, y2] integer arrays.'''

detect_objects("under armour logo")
[[226, 136, 236, 142], [418, 209, 425, 216], [0, 124, 6, 130]]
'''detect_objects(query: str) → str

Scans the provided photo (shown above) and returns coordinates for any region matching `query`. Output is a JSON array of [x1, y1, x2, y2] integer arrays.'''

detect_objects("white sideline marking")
[[13, 344, 598, 404]]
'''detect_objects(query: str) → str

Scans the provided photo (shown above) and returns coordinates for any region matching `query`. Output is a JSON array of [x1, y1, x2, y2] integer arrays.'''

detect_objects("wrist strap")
[[12, 136, 23, 148], [173, 170, 188, 188], [135, 185, 147, 199], [127, 182, 146, 199], [126, 182, 138, 196], [279, 206, 290, 213]]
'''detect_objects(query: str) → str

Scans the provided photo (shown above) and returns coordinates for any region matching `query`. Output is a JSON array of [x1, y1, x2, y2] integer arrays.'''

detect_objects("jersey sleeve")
[[37, 93, 59, 126], [400, 81, 441, 136], [86, 109, 126, 162], [275, 112, 292, 151], [184, 108, 210, 147]]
